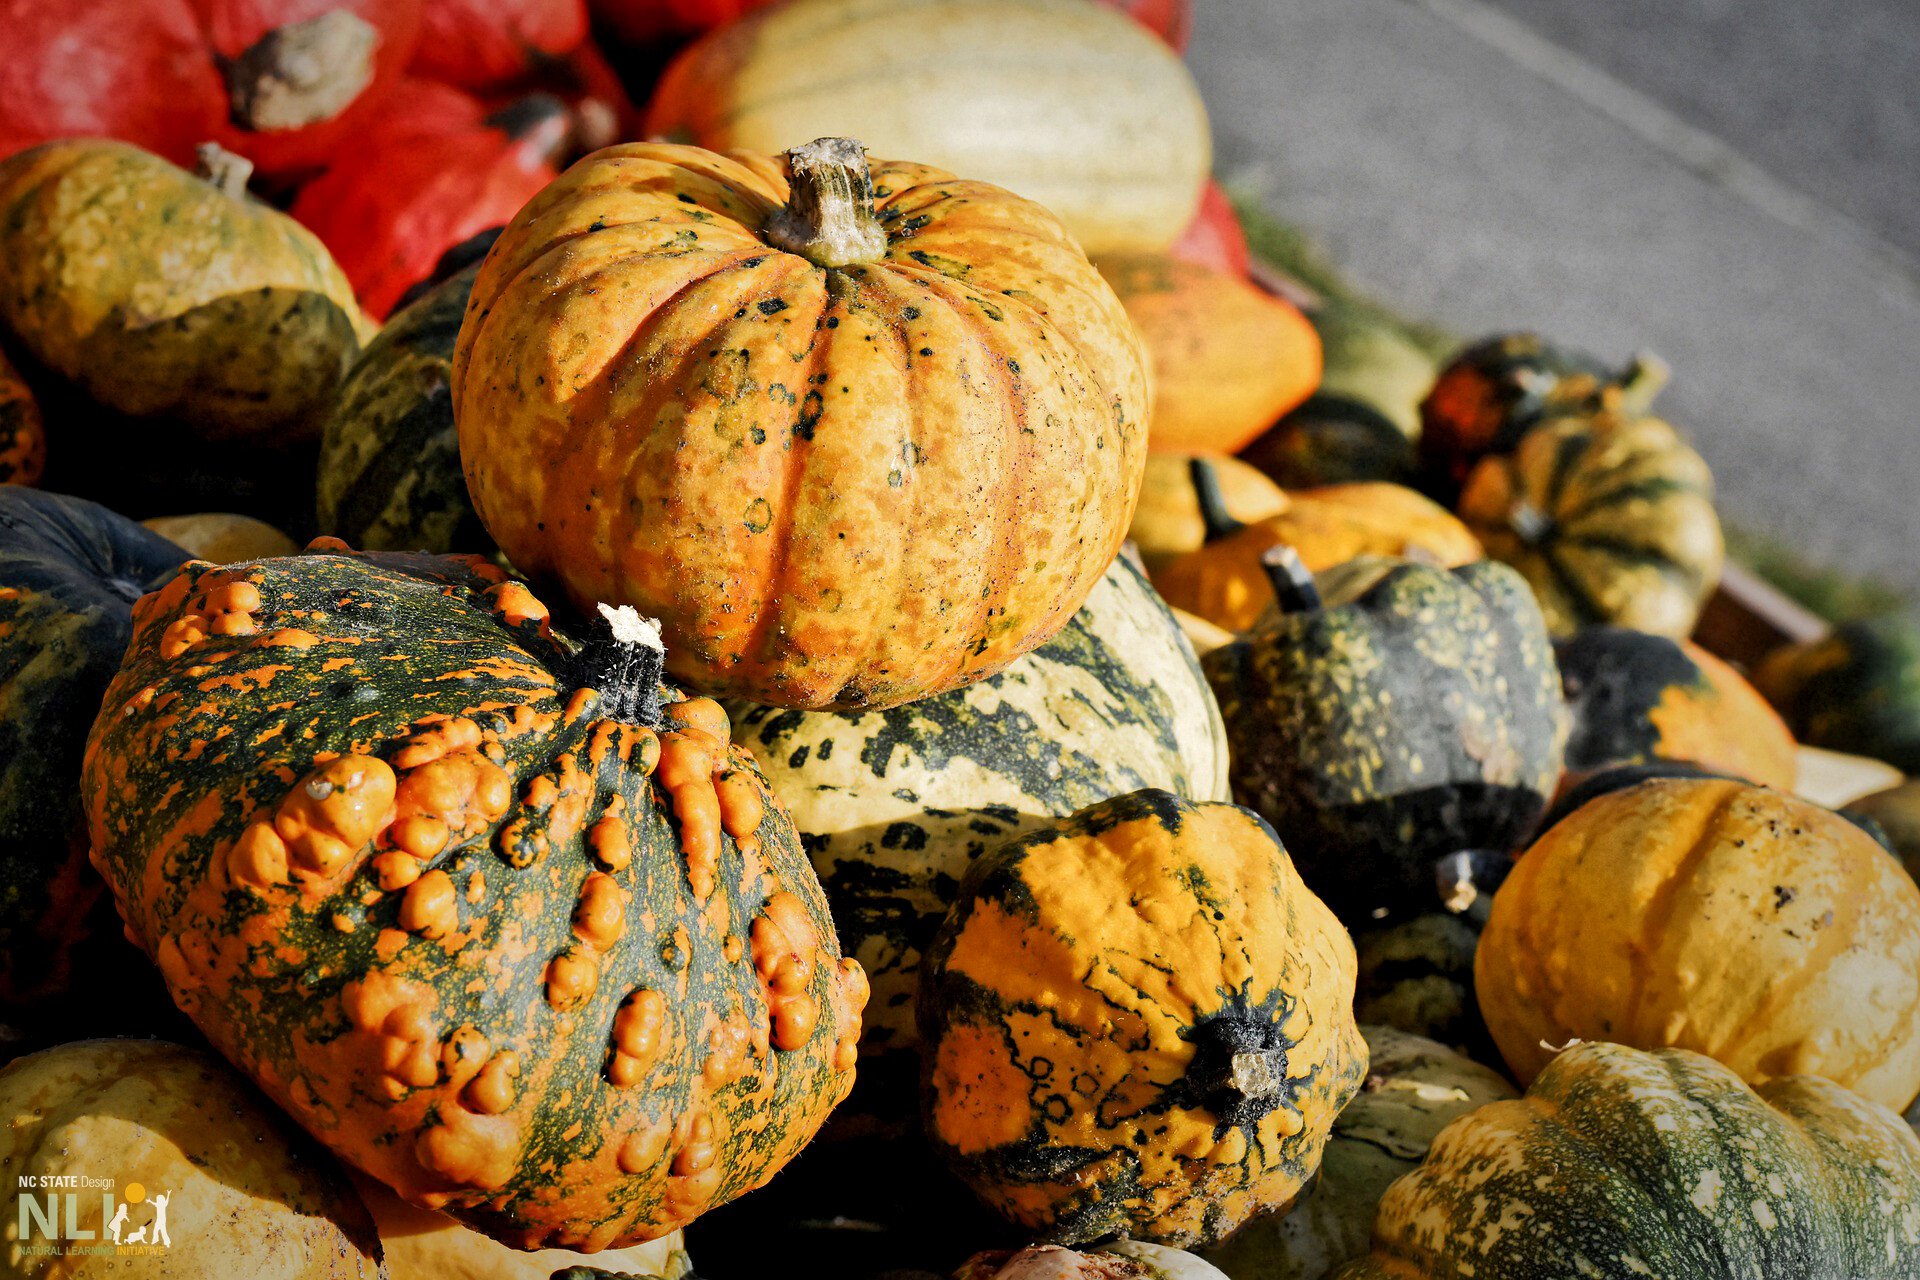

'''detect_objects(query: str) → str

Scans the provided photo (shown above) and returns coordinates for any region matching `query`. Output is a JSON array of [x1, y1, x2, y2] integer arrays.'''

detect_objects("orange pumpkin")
[[453, 138, 1149, 711]]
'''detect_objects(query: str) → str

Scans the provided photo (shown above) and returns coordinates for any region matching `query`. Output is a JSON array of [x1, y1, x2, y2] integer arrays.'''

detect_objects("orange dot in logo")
[[123, 1182, 146, 1204]]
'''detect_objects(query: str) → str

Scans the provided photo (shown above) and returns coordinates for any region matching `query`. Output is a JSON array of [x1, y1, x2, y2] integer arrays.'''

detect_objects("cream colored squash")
[[143, 513, 299, 564]]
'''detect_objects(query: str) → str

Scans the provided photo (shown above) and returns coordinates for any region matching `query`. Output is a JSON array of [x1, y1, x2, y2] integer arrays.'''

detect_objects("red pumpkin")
[[1169, 180, 1250, 278], [292, 80, 569, 318], [1101, 0, 1190, 49], [411, 0, 589, 91]]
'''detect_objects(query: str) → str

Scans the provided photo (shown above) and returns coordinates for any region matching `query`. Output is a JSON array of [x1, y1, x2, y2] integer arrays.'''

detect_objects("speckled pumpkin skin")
[[1556, 626, 1796, 790], [1336, 1042, 1920, 1280], [1478, 778, 1920, 1111], [82, 544, 868, 1249], [0, 140, 372, 444], [1203, 559, 1567, 918], [453, 142, 1149, 711], [0, 489, 185, 1012], [960, 1242, 1229, 1279], [919, 791, 1367, 1248], [0, 346, 46, 486], [319, 259, 490, 554], [1459, 413, 1723, 639], [1201, 1027, 1516, 1280], [2, 1038, 387, 1279]]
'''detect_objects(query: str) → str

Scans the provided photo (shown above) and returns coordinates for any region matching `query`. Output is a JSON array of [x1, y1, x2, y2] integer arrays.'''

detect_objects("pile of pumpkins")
[[2, 1, 1919, 1278]]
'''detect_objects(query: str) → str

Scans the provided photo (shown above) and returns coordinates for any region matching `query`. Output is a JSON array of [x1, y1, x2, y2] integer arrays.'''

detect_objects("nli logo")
[[14, 1177, 175, 1259]]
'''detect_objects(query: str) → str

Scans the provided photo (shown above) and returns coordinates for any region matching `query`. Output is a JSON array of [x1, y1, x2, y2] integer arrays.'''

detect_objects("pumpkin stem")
[[1507, 499, 1554, 546], [573, 604, 667, 728], [224, 10, 381, 133], [765, 137, 889, 270], [1186, 1016, 1292, 1129], [484, 94, 572, 165], [1188, 458, 1246, 543], [1611, 350, 1671, 416], [1435, 848, 1515, 916], [1259, 545, 1322, 614], [193, 143, 255, 199]]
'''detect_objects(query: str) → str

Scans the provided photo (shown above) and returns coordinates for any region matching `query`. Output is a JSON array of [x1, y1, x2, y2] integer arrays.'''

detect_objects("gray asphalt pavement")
[[1189, 0, 1920, 604]]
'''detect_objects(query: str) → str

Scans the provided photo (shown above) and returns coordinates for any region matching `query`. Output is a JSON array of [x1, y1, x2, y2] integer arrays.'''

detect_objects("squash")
[[1130, 455, 1289, 574], [1477, 776, 1920, 1110], [1556, 625, 1797, 789], [1350, 914, 1492, 1060], [1754, 618, 1920, 772], [0, 139, 371, 445], [1536, 758, 1734, 834], [1203, 554, 1566, 918], [82, 544, 868, 1248], [960, 1243, 1227, 1279], [0, 489, 185, 1014], [1458, 411, 1724, 639], [2, 1038, 385, 1278], [1156, 484, 1481, 632], [919, 790, 1367, 1248], [292, 80, 569, 318], [642, 0, 1210, 256], [1200, 1027, 1516, 1280], [0, 345, 45, 487], [1336, 1042, 1920, 1280], [410, 0, 589, 91], [453, 137, 1149, 711], [730, 554, 1229, 1063], [1099, 252, 1321, 455], [1170, 180, 1250, 277], [1844, 779, 1920, 886], [143, 513, 300, 564]]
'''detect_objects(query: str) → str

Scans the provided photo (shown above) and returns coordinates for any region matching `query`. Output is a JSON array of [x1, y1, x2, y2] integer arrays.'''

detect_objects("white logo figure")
[[124, 1222, 148, 1245], [149, 1191, 171, 1247], [105, 1203, 129, 1245]]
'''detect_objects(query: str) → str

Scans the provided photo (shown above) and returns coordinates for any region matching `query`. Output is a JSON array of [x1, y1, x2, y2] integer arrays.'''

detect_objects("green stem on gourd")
[[1189, 458, 1246, 543], [1612, 350, 1672, 416], [764, 137, 889, 270], [194, 142, 255, 200], [1260, 544, 1322, 614], [224, 10, 381, 133], [573, 604, 666, 728]]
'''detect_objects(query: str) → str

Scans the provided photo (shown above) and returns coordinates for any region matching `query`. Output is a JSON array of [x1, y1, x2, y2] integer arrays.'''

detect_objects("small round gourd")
[[1754, 618, 1920, 772], [142, 512, 300, 564], [919, 790, 1367, 1248], [1477, 777, 1920, 1110]]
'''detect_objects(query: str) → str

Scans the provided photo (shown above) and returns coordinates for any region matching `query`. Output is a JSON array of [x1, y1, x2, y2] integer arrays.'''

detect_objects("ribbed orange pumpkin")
[[453, 138, 1150, 711]]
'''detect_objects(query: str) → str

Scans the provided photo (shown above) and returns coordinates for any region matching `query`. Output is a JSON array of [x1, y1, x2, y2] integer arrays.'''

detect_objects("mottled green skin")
[[1202, 1028, 1515, 1280], [727, 556, 1228, 1059], [1203, 559, 1566, 920], [0, 489, 184, 1011], [1760, 618, 1920, 773], [1337, 1043, 1920, 1280], [1350, 914, 1494, 1063], [317, 261, 491, 554]]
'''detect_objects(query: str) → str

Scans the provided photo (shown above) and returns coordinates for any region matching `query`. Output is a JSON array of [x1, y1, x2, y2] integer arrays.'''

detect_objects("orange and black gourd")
[[1416, 332, 1613, 501], [82, 543, 868, 1249], [1203, 557, 1566, 918]]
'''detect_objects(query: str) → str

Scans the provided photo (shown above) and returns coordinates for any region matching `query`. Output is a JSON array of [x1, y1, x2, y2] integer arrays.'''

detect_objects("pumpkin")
[[292, 80, 570, 318], [0, 489, 185, 1014], [1417, 332, 1666, 501], [2, 1038, 385, 1278], [1203, 554, 1567, 918], [1237, 412, 1416, 492], [1350, 915, 1492, 1060], [642, 0, 1211, 257], [1201, 1027, 1517, 1280], [411, 0, 589, 91], [1130, 455, 1289, 574], [1844, 779, 1920, 886], [1754, 618, 1920, 772], [1156, 484, 1482, 632], [453, 137, 1149, 711], [919, 789, 1367, 1248], [960, 1243, 1227, 1280], [318, 255, 493, 555], [0, 139, 372, 445], [83, 544, 868, 1247], [0, 345, 45, 487], [143, 512, 301, 564], [1458, 411, 1724, 639], [1169, 180, 1250, 277], [1099, 252, 1321, 455], [1556, 625, 1797, 789], [1477, 776, 1920, 1110], [730, 554, 1229, 1064], [1337, 1042, 1920, 1280], [594, 0, 1189, 48], [1535, 758, 1734, 834]]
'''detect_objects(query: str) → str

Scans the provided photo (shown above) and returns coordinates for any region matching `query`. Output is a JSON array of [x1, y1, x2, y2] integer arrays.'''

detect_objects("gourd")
[[1200, 1028, 1516, 1280], [1169, 181, 1251, 276], [642, 0, 1211, 256], [452, 137, 1150, 711], [1203, 554, 1566, 917], [410, 0, 589, 92], [1477, 776, 1920, 1111], [1155, 484, 1481, 632], [1556, 625, 1796, 789], [959, 1243, 1227, 1280], [1755, 618, 1920, 772], [1458, 412, 1724, 639], [0, 139, 372, 445], [919, 790, 1367, 1248], [1130, 456, 1288, 574], [1350, 914, 1491, 1059], [1098, 252, 1321, 455], [1535, 758, 1734, 834], [1, 1038, 385, 1278], [1844, 779, 1920, 885], [0, 489, 185, 1013], [729, 555, 1229, 1063], [144, 513, 300, 563], [1336, 1042, 1920, 1280], [82, 543, 868, 1248], [594, 0, 1192, 48], [0, 346, 45, 487]]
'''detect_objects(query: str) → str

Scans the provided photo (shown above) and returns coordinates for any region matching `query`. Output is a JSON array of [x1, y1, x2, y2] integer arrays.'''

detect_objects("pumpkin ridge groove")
[[1555, 474, 1696, 523], [1622, 781, 1745, 1044]]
